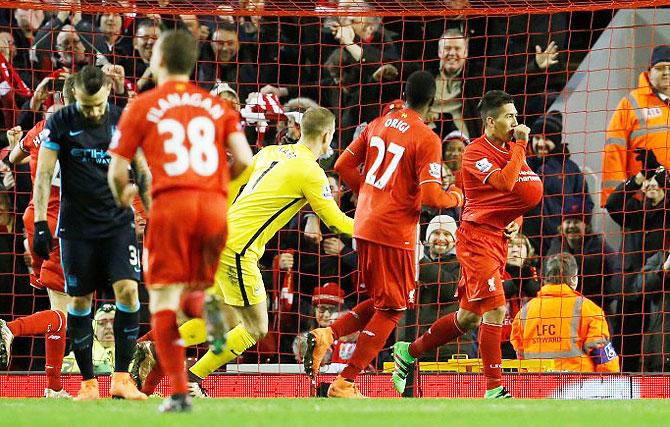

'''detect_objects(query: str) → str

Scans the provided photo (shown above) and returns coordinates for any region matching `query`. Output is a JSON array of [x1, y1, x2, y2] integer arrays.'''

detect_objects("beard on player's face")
[[76, 85, 111, 125]]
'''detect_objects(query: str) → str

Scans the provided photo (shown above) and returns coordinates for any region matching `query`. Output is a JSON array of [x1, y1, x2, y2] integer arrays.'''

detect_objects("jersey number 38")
[[158, 116, 219, 177]]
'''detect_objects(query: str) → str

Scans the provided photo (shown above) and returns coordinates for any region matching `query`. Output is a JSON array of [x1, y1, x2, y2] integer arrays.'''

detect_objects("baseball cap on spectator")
[[312, 282, 345, 306], [650, 45, 670, 66], [425, 214, 457, 241], [562, 200, 592, 225], [531, 110, 563, 146], [442, 130, 469, 145]]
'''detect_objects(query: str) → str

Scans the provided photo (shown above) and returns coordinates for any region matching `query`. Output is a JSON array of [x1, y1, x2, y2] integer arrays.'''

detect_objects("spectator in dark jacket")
[[400, 215, 475, 361], [118, 19, 159, 93], [547, 203, 623, 316], [199, 23, 259, 99], [628, 249, 670, 372], [606, 165, 670, 371], [422, 28, 561, 140], [89, 13, 133, 66], [525, 111, 594, 255]]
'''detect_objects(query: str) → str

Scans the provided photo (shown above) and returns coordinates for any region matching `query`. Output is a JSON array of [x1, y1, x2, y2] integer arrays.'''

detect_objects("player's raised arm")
[[485, 124, 530, 192], [296, 106, 354, 236], [334, 127, 367, 194], [302, 163, 354, 237]]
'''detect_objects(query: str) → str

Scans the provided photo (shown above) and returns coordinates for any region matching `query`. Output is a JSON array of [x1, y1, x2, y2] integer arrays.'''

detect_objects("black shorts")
[[61, 224, 141, 297]]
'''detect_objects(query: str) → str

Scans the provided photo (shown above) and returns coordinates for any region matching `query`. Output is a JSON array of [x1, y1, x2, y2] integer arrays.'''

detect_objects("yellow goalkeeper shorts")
[[214, 248, 266, 307]]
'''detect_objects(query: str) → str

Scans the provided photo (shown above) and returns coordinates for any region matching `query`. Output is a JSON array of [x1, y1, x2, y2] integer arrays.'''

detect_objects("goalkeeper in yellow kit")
[[132, 106, 354, 396]]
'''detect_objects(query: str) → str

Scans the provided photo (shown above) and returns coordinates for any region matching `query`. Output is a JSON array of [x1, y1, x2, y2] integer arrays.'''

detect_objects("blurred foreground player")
[[392, 90, 543, 398], [108, 29, 253, 412], [33, 65, 147, 401], [0, 77, 76, 398], [304, 71, 464, 398]]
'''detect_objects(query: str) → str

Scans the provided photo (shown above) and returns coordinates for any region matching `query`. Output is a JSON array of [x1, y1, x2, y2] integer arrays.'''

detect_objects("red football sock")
[[331, 299, 375, 340], [340, 309, 402, 381], [44, 310, 66, 391], [138, 330, 154, 342], [180, 291, 204, 319], [479, 322, 503, 390], [408, 312, 466, 358], [142, 363, 165, 396], [7, 310, 65, 337], [151, 310, 188, 395]]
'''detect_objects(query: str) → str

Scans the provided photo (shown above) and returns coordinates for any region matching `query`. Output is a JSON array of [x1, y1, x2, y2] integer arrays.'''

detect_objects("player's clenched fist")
[[513, 124, 531, 142]]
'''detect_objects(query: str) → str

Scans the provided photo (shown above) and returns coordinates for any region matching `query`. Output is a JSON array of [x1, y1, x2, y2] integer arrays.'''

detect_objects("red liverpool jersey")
[[19, 119, 46, 183], [349, 108, 443, 250], [461, 135, 543, 230], [19, 119, 60, 214], [109, 80, 241, 198]]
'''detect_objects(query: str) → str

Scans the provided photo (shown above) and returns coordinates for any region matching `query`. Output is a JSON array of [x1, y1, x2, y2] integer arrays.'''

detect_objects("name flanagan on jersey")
[[146, 92, 225, 123]]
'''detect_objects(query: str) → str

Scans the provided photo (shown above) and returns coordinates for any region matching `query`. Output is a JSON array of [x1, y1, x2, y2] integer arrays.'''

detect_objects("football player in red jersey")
[[392, 90, 543, 399], [303, 71, 464, 398], [108, 30, 253, 412], [0, 81, 75, 398]]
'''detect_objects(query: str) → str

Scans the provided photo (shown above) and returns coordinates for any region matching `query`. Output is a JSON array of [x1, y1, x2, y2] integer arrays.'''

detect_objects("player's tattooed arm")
[[34, 146, 58, 221], [131, 150, 152, 211]]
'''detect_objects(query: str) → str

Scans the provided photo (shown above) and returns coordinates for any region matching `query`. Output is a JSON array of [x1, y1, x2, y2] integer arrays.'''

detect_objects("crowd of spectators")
[[0, 4, 667, 374]]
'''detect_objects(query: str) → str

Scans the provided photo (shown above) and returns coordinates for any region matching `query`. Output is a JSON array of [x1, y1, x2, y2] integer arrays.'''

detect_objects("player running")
[[303, 71, 464, 398], [157, 106, 354, 396], [391, 90, 543, 399], [33, 65, 147, 401], [108, 29, 254, 412], [0, 77, 75, 398]]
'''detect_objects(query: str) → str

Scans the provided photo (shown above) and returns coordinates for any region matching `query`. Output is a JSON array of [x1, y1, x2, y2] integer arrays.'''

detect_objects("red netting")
[[0, 0, 668, 399]]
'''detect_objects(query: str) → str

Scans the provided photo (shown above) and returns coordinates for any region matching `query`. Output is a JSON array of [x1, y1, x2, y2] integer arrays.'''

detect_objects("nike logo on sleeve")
[[69, 130, 84, 137]]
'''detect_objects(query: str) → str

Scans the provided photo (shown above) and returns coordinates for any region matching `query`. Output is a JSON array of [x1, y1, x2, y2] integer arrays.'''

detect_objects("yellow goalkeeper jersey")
[[225, 143, 353, 261]]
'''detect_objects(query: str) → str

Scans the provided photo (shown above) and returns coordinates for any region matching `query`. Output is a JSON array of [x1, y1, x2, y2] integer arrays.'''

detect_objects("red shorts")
[[23, 205, 64, 293], [456, 221, 507, 315], [357, 238, 416, 310], [144, 190, 227, 290]]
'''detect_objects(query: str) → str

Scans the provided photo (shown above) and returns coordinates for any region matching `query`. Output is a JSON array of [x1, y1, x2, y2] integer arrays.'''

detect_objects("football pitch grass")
[[1, 398, 668, 427]]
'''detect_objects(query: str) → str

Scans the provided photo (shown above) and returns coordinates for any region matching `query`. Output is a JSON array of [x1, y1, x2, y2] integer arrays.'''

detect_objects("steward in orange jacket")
[[602, 45, 670, 205], [511, 252, 620, 372]]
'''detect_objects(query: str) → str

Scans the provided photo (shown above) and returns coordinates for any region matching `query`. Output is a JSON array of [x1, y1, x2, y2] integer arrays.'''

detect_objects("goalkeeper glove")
[[33, 221, 53, 260]]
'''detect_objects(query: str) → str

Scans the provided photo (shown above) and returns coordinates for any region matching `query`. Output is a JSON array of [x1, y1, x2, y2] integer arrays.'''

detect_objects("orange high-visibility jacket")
[[510, 284, 620, 372], [602, 72, 670, 205]]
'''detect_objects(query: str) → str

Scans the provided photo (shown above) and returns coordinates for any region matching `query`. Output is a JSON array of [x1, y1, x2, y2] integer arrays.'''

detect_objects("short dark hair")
[[543, 252, 579, 285], [405, 71, 436, 109], [476, 90, 514, 121], [74, 65, 110, 95], [215, 22, 238, 35], [159, 30, 199, 75]]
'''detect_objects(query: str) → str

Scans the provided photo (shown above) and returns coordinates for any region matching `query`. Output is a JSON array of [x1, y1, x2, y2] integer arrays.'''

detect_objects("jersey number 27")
[[159, 116, 219, 177], [365, 136, 405, 189]]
